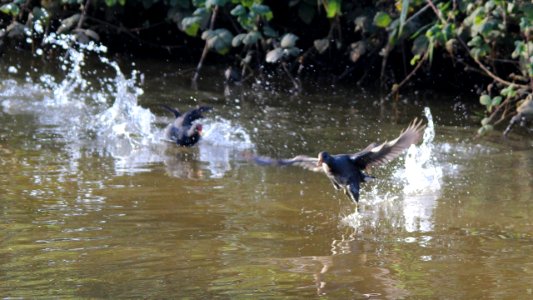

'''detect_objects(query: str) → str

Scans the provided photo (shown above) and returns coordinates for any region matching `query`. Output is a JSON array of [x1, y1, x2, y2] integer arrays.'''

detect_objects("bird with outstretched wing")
[[249, 118, 425, 204]]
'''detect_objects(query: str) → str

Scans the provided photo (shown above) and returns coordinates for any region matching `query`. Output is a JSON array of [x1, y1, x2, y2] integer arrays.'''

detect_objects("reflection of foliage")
[[0, 0, 532, 134]]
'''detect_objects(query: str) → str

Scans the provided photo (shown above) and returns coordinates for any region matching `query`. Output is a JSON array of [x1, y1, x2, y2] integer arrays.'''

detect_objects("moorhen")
[[162, 105, 212, 147], [250, 119, 425, 204]]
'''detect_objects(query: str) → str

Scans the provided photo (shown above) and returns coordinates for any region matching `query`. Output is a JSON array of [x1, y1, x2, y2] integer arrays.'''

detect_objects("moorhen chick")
[[162, 105, 212, 147], [250, 119, 425, 204]]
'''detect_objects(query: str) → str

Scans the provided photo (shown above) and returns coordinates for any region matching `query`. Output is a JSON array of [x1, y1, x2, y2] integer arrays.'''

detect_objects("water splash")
[[200, 117, 254, 149], [398, 107, 443, 194], [1, 33, 255, 176], [343, 107, 443, 232]]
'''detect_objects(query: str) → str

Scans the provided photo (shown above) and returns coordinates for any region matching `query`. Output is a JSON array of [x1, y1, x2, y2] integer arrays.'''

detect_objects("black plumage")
[[250, 119, 425, 204], [162, 105, 212, 147]]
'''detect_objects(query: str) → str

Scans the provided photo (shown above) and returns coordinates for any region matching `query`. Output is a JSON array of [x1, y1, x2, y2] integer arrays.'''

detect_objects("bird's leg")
[[330, 180, 341, 190], [346, 183, 360, 204]]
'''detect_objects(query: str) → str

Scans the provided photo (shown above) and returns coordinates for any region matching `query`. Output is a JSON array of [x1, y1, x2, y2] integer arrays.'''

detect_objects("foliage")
[[0, 0, 531, 135]]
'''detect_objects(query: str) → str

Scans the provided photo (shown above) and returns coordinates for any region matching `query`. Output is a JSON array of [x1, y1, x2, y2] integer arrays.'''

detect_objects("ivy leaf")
[[203, 28, 234, 55], [284, 47, 300, 57], [206, 0, 227, 9], [374, 11, 391, 28], [326, 0, 341, 19], [0, 3, 20, 16], [266, 48, 284, 63], [349, 41, 367, 63], [501, 84, 516, 98], [230, 5, 246, 16], [262, 25, 278, 38], [281, 33, 298, 48], [314, 38, 329, 54], [412, 34, 428, 56], [410, 54, 421, 66], [57, 14, 81, 34], [399, 0, 410, 36], [232, 33, 246, 47], [491, 96, 502, 107], [243, 31, 261, 45], [181, 16, 202, 36], [479, 94, 491, 106], [251, 4, 273, 20]]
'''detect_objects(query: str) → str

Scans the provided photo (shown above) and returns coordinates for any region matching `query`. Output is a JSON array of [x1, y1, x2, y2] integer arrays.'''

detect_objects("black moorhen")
[[161, 105, 212, 147], [250, 119, 425, 204]]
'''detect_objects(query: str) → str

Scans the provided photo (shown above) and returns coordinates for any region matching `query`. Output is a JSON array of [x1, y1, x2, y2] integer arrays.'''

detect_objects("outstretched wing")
[[247, 154, 323, 172], [352, 118, 425, 168], [161, 104, 181, 118], [181, 106, 212, 126]]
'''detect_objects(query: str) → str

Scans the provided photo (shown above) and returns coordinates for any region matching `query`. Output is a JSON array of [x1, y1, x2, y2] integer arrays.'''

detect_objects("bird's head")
[[317, 151, 330, 167], [195, 123, 203, 135], [187, 123, 203, 138]]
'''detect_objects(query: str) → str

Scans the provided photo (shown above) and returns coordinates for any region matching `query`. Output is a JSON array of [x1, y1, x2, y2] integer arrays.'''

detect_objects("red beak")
[[317, 158, 323, 167]]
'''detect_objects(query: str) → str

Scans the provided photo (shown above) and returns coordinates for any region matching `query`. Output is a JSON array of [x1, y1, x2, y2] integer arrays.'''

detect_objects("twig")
[[387, 51, 429, 98], [281, 62, 301, 93], [192, 5, 219, 87], [76, 0, 91, 29]]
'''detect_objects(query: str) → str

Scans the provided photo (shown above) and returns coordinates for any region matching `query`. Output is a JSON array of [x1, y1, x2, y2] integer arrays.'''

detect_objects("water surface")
[[1, 37, 532, 298]]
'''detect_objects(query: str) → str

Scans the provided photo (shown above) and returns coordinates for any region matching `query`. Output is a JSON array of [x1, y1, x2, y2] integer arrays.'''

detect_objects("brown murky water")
[[1, 48, 533, 298]]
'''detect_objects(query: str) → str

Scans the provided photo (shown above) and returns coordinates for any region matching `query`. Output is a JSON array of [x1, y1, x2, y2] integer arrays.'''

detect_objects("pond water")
[[1, 36, 532, 298]]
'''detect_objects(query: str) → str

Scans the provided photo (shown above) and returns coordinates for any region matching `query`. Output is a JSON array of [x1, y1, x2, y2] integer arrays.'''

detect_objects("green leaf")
[[32, 7, 49, 23], [354, 16, 371, 34], [326, 0, 341, 18], [479, 95, 491, 106], [501, 84, 516, 98], [481, 117, 491, 126], [232, 33, 246, 47], [410, 54, 421, 66], [262, 25, 278, 38], [230, 5, 246, 16], [281, 33, 298, 48], [412, 35, 428, 56], [491, 96, 502, 106], [57, 14, 81, 33], [105, 0, 117, 6], [0, 3, 20, 16], [204, 28, 234, 55], [349, 41, 367, 63], [251, 4, 273, 20], [181, 16, 202, 36], [266, 48, 284, 63], [399, 0, 410, 36], [284, 47, 300, 57], [243, 31, 261, 45], [192, 0, 206, 6], [374, 11, 392, 28], [206, 0, 227, 9], [314, 38, 329, 54]]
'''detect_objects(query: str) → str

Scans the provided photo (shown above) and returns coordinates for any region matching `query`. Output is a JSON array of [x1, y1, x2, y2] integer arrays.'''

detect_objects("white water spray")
[[343, 107, 443, 232], [397, 107, 443, 194], [1, 33, 255, 176]]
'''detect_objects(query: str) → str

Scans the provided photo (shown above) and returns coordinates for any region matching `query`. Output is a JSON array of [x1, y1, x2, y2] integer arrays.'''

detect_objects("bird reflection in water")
[[160, 142, 237, 179]]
